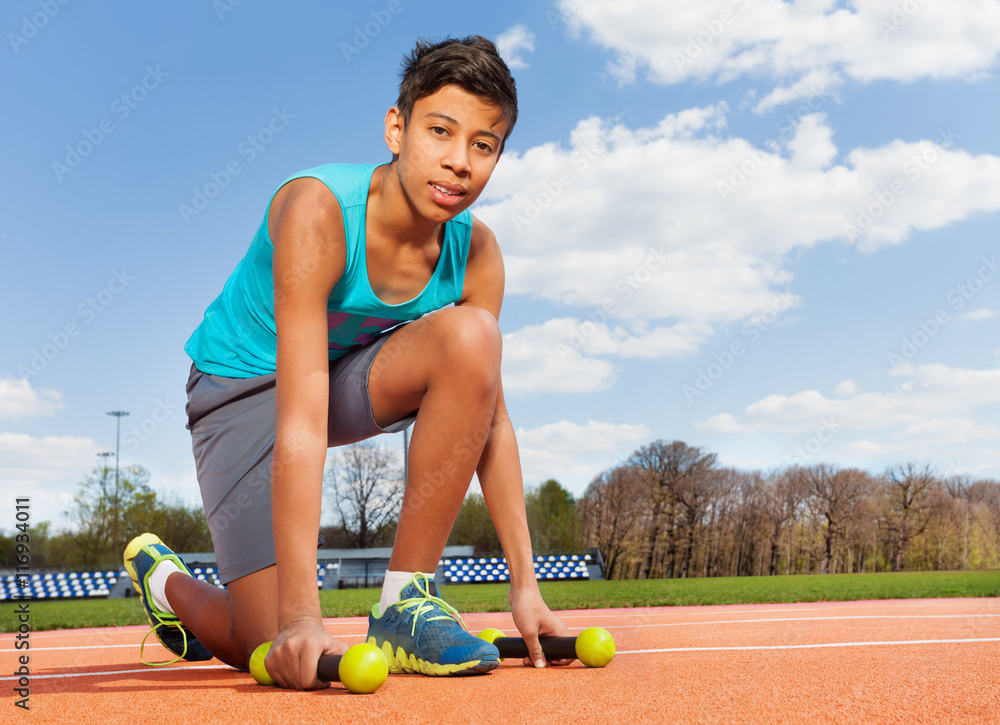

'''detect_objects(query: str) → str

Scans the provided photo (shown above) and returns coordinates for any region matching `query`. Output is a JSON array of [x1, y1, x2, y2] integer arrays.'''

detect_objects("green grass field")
[[4, 570, 998, 633]]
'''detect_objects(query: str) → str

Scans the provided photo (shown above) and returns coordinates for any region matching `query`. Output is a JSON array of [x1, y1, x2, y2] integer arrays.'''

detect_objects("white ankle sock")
[[378, 570, 417, 617], [148, 560, 182, 615]]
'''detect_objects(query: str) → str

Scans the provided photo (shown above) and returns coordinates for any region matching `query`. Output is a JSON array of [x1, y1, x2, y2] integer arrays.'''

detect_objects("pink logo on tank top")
[[327, 312, 401, 351]]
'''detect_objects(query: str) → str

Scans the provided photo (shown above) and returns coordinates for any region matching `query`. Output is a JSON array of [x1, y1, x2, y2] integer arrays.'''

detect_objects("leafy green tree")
[[0, 521, 53, 568], [61, 463, 210, 568], [525, 479, 582, 551], [447, 493, 501, 553], [142, 494, 213, 555], [65, 463, 156, 567]]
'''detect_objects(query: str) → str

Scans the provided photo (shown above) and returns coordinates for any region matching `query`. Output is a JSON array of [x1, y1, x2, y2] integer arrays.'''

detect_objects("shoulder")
[[268, 176, 348, 298], [269, 176, 344, 238], [459, 215, 504, 312], [468, 215, 501, 266]]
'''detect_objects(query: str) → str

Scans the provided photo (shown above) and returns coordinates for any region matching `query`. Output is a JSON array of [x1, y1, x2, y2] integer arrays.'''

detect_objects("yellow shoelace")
[[395, 573, 468, 638]]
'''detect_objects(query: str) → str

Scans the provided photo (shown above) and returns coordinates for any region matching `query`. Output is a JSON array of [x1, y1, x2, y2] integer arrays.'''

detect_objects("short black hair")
[[397, 36, 518, 144]]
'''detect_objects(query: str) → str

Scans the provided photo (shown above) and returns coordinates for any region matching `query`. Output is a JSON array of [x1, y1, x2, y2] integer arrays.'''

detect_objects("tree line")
[[0, 464, 211, 570], [8, 439, 999, 581], [449, 440, 1000, 580], [552, 440, 1000, 579]]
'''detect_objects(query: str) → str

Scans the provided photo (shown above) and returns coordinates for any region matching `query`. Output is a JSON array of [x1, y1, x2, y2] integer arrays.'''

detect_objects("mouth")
[[429, 181, 467, 203]]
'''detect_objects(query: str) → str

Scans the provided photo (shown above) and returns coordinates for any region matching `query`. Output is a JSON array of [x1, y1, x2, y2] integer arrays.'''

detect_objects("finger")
[[263, 648, 288, 689], [522, 632, 546, 669], [297, 645, 328, 690]]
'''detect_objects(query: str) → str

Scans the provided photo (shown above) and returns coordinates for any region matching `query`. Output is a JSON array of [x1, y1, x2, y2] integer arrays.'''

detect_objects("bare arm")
[[459, 216, 571, 666], [266, 177, 348, 688]]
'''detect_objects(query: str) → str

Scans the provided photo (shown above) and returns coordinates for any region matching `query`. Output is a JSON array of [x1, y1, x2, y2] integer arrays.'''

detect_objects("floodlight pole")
[[97, 451, 114, 485], [403, 428, 409, 483], [107, 410, 129, 489], [97, 451, 114, 532]]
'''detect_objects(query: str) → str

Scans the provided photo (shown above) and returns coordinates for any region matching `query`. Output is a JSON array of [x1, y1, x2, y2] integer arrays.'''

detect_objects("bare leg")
[[163, 565, 279, 670], [165, 306, 499, 664], [368, 306, 502, 573]]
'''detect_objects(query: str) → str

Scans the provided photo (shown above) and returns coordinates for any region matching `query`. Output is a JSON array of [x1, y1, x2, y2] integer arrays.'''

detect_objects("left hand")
[[510, 586, 573, 668]]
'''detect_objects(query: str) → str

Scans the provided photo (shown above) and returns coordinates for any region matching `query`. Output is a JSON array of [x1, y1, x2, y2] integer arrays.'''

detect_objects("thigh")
[[186, 364, 279, 584], [327, 326, 416, 446]]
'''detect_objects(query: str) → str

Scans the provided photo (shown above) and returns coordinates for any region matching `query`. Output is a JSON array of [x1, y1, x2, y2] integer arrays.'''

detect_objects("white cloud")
[[0, 378, 64, 421], [833, 379, 859, 397], [514, 419, 653, 494], [497, 24, 536, 69], [963, 308, 997, 320], [787, 113, 838, 170], [699, 362, 1000, 434], [501, 319, 617, 394], [0, 432, 99, 484], [501, 317, 715, 392], [0, 432, 103, 531], [754, 68, 844, 114], [480, 107, 1000, 365], [563, 0, 1000, 106]]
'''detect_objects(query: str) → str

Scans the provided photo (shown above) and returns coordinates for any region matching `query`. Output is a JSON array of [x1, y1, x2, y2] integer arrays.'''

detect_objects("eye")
[[430, 126, 448, 136], [473, 141, 495, 154]]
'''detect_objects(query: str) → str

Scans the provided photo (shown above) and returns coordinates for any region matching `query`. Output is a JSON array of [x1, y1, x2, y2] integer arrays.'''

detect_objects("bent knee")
[[432, 306, 502, 380]]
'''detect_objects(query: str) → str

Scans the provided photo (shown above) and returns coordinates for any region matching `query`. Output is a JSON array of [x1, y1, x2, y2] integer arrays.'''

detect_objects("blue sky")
[[3, 0, 1000, 533]]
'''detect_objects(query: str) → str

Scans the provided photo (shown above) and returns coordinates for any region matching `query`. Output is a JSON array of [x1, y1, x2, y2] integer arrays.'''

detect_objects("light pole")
[[97, 451, 114, 485], [402, 428, 409, 483], [106, 410, 129, 489], [97, 451, 114, 533]]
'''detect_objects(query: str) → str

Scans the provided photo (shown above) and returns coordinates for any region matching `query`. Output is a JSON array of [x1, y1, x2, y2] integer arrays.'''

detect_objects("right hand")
[[263, 618, 348, 690]]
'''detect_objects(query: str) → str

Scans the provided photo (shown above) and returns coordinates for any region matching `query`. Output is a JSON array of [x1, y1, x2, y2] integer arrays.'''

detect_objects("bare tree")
[[579, 465, 647, 580], [629, 440, 717, 579], [804, 464, 872, 574], [324, 441, 404, 548], [883, 463, 937, 571], [975, 479, 1000, 568], [763, 468, 807, 575], [945, 475, 982, 570]]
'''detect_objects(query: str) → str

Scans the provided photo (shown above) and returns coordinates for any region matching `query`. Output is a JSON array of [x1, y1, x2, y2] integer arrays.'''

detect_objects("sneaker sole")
[[369, 637, 499, 676]]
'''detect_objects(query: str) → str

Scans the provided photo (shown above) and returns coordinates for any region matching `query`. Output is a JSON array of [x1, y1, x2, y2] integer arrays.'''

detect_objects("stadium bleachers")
[[0, 562, 343, 600], [0, 570, 121, 600], [442, 553, 594, 584], [0, 549, 600, 598]]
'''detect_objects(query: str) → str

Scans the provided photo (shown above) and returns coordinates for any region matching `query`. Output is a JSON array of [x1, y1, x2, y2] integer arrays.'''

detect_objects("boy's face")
[[386, 84, 509, 223]]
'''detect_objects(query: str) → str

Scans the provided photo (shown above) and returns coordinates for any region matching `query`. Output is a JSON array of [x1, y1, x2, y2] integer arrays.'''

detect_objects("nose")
[[442, 141, 471, 176]]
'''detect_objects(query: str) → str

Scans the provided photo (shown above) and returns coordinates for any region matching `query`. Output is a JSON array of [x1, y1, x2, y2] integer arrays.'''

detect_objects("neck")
[[369, 162, 441, 248]]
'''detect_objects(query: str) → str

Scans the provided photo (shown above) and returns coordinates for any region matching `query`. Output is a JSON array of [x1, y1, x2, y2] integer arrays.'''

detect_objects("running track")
[[3, 598, 998, 723]]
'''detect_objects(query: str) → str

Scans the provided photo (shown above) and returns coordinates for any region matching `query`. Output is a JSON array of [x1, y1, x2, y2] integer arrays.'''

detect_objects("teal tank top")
[[184, 163, 472, 378]]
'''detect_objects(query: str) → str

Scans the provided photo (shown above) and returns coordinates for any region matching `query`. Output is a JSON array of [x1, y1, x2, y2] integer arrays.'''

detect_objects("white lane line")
[[484, 613, 1000, 635], [601, 614, 1000, 629], [13, 614, 998, 651], [25, 644, 136, 651], [10, 638, 998, 680], [619, 638, 1000, 654], [27, 633, 369, 652], [0, 665, 233, 681], [544, 608, 820, 618]]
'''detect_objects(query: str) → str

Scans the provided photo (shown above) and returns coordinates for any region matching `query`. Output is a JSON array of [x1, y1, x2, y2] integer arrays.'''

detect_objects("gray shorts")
[[185, 330, 413, 584]]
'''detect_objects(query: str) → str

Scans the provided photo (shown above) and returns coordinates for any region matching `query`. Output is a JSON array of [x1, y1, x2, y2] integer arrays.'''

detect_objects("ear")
[[385, 106, 404, 156]]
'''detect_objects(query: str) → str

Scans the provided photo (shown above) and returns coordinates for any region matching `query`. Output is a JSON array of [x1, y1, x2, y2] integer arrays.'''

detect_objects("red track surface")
[[3, 597, 998, 724]]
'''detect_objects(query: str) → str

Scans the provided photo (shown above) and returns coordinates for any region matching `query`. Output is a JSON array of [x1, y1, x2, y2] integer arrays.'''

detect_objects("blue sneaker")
[[123, 533, 213, 666], [367, 573, 499, 676]]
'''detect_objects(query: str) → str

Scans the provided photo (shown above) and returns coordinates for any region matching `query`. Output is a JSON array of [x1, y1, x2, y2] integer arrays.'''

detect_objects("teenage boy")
[[124, 36, 570, 690]]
